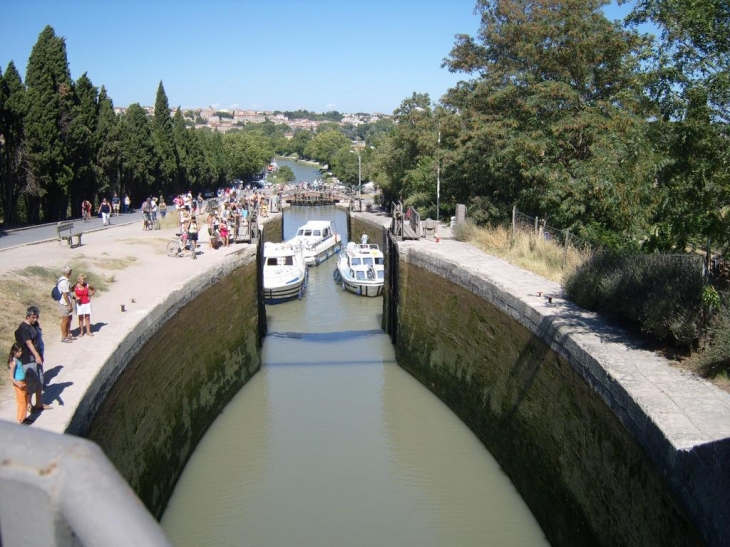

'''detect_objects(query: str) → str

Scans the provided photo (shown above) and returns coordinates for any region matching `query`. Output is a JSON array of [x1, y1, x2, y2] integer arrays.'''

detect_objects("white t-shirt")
[[58, 276, 71, 306]]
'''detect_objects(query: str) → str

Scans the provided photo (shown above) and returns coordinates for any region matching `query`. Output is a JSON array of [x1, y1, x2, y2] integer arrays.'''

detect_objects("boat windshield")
[[363, 257, 374, 265], [313, 230, 321, 236], [377, 270, 385, 279], [375, 257, 384, 265], [351, 258, 362, 266], [355, 270, 367, 280]]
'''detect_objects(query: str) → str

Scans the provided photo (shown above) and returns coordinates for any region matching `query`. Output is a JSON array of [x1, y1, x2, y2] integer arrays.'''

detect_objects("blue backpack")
[[51, 280, 62, 301]]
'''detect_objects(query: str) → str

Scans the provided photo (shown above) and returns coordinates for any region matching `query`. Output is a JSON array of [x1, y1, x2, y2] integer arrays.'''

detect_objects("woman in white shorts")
[[73, 273, 96, 337]]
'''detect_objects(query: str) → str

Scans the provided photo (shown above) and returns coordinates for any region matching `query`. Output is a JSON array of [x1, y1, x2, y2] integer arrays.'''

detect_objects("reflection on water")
[[161, 205, 548, 546]]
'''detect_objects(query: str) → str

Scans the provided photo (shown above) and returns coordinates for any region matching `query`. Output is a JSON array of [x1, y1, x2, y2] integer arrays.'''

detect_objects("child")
[[8, 343, 29, 424], [219, 223, 230, 247]]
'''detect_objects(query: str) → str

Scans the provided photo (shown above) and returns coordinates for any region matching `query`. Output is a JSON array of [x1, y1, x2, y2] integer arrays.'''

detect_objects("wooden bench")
[[57, 221, 83, 248]]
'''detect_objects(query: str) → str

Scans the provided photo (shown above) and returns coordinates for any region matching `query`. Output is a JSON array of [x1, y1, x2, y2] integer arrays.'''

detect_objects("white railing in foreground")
[[0, 421, 171, 546]]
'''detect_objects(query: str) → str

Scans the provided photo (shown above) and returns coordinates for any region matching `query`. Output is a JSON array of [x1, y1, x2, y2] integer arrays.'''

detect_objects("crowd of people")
[[8, 185, 283, 425], [9, 265, 97, 424]]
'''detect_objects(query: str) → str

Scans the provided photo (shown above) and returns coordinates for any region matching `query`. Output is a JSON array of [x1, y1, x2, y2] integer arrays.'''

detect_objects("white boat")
[[285, 220, 342, 266], [334, 242, 385, 297], [263, 242, 308, 304]]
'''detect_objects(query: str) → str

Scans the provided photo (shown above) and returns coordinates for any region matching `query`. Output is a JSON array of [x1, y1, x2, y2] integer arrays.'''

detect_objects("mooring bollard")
[[121, 304, 126, 312]]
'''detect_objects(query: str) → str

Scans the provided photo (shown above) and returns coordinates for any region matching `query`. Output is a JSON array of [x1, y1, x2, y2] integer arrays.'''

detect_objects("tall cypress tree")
[[152, 81, 178, 196], [95, 86, 121, 198], [24, 25, 74, 221], [118, 103, 156, 202], [0, 61, 27, 225], [68, 72, 99, 213]]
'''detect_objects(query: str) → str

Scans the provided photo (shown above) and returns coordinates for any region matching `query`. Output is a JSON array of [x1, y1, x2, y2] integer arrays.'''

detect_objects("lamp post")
[[436, 130, 440, 222], [351, 148, 362, 210]]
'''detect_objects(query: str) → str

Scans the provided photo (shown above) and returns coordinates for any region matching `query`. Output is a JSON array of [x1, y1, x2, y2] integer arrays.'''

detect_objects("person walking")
[[15, 306, 50, 413], [73, 273, 96, 337], [58, 266, 76, 343], [123, 194, 131, 214], [98, 198, 112, 226], [112, 193, 121, 216], [188, 216, 199, 259], [8, 343, 29, 424]]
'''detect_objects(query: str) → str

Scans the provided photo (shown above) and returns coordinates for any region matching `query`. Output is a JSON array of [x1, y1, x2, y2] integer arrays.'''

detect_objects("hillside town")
[[113, 106, 388, 134]]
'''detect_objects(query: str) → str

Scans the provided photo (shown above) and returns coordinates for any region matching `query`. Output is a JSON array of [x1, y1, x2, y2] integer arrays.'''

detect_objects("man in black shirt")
[[15, 306, 50, 412]]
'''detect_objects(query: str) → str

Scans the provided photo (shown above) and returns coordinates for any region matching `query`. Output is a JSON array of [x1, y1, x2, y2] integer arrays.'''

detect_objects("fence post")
[[512, 206, 516, 238], [563, 229, 570, 268], [534, 216, 539, 236]]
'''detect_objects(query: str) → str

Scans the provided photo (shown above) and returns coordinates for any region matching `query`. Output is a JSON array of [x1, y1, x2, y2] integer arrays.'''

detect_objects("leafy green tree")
[[271, 165, 295, 183], [222, 131, 273, 181], [627, 0, 730, 250], [118, 103, 156, 202], [24, 25, 75, 221], [152, 81, 179, 195], [286, 129, 314, 158], [304, 128, 350, 165], [373, 92, 436, 208], [0, 61, 27, 225], [439, 0, 658, 243]]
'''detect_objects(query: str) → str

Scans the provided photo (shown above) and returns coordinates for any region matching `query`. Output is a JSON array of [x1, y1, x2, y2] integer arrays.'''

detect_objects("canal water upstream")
[[161, 163, 548, 546]]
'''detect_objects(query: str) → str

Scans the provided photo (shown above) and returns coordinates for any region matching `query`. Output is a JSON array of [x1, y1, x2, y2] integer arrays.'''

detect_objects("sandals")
[[61, 338, 73, 343]]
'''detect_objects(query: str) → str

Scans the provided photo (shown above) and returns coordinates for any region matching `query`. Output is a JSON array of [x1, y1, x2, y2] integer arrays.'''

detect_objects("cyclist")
[[81, 199, 92, 222], [141, 197, 152, 230]]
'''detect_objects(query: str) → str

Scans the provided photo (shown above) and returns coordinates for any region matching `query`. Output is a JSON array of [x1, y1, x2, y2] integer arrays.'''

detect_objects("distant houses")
[[112, 106, 387, 133]]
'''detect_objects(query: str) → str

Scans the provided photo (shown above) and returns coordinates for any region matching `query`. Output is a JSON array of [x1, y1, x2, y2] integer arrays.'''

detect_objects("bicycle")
[[166, 233, 197, 259], [81, 209, 91, 222]]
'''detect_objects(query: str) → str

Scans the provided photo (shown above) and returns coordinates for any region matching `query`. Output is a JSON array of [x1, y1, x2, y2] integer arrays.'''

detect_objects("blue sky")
[[1, 0, 633, 114]]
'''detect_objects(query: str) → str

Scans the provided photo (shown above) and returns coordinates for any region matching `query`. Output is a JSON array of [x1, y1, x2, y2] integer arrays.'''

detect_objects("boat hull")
[[339, 277, 383, 297], [264, 271, 307, 304], [305, 240, 342, 266]]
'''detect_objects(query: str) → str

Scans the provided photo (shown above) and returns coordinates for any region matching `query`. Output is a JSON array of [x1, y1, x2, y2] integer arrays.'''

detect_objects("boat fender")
[[342, 281, 346, 291]]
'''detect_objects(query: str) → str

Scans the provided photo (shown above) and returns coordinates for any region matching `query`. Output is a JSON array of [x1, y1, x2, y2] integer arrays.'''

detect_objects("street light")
[[436, 130, 441, 222], [351, 148, 362, 208]]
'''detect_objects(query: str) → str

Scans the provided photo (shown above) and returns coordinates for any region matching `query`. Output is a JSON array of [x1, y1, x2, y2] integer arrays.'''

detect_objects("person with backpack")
[[56, 266, 76, 343]]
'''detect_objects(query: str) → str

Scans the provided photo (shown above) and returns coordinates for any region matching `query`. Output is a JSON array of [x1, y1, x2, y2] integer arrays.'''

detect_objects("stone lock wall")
[[77, 252, 261, 519], [393, 256, 703, 547]]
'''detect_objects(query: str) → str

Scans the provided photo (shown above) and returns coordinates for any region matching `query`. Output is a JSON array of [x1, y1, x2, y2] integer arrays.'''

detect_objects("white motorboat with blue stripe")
[[285, 220, 342, 266], [334, 242, 385, 297], [263, 242, 308, 304]]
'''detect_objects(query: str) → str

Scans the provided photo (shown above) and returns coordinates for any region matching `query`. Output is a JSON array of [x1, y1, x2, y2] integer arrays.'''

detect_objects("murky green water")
[[161, 197, 547, 546]]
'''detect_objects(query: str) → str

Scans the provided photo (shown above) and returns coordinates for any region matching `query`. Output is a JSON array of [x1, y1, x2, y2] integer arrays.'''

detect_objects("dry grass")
[[462, 224, 590, 284], [0, 257, 136, 388]]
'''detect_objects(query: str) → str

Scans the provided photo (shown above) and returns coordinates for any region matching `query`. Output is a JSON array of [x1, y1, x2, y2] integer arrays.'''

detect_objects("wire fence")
[[511, 206, 719, 278], [512, 207, 593, 251]]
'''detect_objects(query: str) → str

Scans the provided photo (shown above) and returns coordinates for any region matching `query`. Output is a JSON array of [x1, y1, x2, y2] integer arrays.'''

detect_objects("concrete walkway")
[[0, 217, 249, 433]]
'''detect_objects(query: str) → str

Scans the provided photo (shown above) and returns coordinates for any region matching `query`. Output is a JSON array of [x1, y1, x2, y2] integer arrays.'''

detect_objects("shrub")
[[453, 220, 477, 242], [696, 294, 730, 377], [564, 250, 705, 348]]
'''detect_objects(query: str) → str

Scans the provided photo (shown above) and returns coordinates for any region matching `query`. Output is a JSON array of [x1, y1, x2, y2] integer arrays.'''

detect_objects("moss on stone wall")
[[86, 262, 260, 518], [395, 260, 702, 547]]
